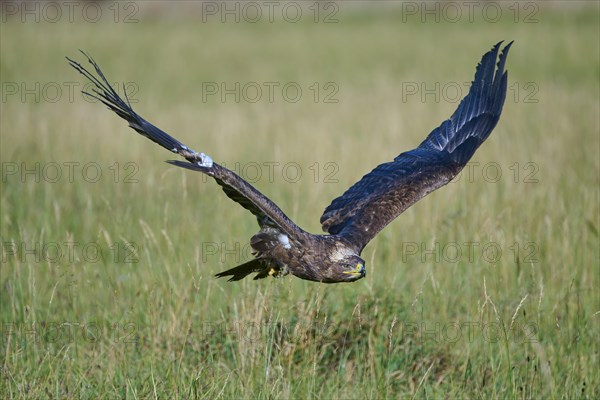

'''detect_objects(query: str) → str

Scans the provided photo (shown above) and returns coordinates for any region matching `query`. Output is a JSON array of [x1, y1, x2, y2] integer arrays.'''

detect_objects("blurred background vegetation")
[[1, 1, 598, 398]]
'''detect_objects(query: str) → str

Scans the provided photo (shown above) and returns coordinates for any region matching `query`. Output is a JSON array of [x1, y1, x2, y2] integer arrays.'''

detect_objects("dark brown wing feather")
[[320, 41, 513, 253], [167, 160, 304, 238], [68, 51, 306, 240]]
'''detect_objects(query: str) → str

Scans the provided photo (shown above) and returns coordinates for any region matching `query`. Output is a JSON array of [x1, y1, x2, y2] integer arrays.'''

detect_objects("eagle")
[[68, 41, 512, 284]]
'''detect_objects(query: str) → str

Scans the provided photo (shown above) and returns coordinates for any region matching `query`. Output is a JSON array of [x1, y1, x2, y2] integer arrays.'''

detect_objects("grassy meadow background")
[[1, 1, 598, 398]]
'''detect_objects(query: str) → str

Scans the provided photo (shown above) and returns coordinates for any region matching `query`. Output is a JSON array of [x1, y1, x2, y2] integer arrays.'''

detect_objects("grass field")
[[1, 2, 599, 398]]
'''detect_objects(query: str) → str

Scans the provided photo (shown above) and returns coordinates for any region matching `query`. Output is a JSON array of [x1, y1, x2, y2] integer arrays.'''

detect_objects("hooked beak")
[[343, 263, 366, 277]]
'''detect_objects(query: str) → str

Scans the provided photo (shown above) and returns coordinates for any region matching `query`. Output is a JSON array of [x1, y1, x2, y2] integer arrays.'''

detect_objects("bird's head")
[[335, 255, 366, 282]]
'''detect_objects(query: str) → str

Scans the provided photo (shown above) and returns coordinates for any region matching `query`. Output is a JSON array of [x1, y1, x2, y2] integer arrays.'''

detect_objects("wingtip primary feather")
[[320, 42, 514, 243], [68, 51, 204, 157], [495, 41, 513, 80]]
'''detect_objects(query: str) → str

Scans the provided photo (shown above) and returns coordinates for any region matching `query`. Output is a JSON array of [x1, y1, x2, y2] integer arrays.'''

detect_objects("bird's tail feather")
[[215, 259, 267, 282]]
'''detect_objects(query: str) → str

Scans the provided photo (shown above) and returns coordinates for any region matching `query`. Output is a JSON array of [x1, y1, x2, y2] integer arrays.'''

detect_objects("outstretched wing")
[[320, 41, 512, 253], [67, 51, 306, 240]]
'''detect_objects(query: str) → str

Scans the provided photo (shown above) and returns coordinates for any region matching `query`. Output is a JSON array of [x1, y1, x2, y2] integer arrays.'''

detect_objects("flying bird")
[[68, 41, 512, 284]]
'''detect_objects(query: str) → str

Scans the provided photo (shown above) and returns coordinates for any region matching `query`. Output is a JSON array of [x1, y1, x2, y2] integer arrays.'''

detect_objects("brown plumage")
[[68, 41, 512, 284]]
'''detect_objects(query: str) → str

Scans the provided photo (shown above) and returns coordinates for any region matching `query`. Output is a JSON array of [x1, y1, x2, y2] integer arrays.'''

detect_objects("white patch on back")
[[278, 234, 291, 249]]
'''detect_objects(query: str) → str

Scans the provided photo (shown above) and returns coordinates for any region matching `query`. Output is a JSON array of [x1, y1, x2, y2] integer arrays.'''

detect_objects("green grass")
[[1, 3, 599, 398]]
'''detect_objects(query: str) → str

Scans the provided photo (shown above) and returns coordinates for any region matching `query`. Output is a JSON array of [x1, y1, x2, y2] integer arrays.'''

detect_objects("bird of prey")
[[68, 41, 512, 284]]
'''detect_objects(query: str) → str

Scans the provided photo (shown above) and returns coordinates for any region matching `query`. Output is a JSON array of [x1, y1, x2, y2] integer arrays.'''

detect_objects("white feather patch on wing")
[[196, 152, 213, 168], [277, 234, 291, 249]]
